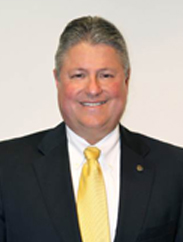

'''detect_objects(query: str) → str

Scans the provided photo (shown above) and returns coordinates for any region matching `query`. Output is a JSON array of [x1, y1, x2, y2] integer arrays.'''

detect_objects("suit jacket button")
[[136, 164, 144, 172]]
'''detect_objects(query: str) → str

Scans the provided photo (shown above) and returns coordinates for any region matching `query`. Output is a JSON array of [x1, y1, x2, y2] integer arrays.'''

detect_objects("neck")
[[67, 124, 118, 145]]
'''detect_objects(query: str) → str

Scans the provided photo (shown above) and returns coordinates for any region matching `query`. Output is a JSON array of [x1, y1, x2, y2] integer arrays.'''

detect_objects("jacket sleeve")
[[0, 171, 6, 242], [175, 195, 183, 242]]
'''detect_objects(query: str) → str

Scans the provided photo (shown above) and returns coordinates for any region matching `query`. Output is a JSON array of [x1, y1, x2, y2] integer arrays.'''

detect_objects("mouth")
[[80, 101, 107, 107]]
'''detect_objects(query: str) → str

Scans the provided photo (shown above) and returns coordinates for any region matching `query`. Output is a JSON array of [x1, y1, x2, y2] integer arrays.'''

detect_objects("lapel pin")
[[136, 164, 144, 172]]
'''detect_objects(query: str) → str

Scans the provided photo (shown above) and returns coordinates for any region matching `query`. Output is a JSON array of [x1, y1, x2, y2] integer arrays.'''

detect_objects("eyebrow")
[[71, 68, 87, 72], [69, 68, 116, 72]]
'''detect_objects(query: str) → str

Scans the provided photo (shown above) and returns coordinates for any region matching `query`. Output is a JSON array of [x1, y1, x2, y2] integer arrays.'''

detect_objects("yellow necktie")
[[77, 147, 111, 242]]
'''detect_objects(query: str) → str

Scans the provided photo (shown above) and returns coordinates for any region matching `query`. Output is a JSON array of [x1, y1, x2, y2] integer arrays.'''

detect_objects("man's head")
[[54, 16, 130, 144], [54, 16, 130, 79]]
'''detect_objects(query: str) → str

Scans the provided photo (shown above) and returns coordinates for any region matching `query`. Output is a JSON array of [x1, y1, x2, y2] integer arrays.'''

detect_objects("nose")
[[85, 76, 102, 97]]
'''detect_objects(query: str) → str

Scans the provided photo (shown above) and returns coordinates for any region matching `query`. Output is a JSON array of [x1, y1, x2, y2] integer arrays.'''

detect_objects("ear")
[[125, 69, 131, 87], [53, 69, 59, 88]]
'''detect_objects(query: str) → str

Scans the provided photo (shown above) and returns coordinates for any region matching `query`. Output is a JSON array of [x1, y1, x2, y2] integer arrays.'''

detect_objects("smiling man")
[[0, 16, 183, 242]]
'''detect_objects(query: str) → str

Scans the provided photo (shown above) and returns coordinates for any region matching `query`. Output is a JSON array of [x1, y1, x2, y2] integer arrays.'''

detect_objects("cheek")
[[108, 81, 126, 98], [59, 84, 78, 101]]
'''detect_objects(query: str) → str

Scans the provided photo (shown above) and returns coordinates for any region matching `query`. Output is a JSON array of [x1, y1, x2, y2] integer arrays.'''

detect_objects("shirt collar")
[[66, 125, 120, 168]]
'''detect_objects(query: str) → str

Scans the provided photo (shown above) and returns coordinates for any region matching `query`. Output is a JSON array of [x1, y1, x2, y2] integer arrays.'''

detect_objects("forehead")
[[62, 42, 123, 69]]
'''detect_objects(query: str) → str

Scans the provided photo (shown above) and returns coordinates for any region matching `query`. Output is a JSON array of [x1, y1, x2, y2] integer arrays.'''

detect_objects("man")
[[0, 16, 182, 242]]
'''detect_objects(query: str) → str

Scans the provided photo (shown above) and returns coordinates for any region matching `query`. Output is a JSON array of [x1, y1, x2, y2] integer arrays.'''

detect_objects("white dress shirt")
[[66, 125, 121, 241]]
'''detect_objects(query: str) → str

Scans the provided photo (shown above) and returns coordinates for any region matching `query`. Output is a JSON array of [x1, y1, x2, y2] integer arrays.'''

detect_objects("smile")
[[81, 101, 107, 107]]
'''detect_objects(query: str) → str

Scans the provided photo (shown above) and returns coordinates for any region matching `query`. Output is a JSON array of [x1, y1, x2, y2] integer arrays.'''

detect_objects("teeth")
[[82, 101, 106, 107]]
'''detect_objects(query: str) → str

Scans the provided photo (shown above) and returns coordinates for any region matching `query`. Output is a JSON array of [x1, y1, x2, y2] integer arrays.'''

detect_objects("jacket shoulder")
[[0, 129, 50, 162], [121, 126, 183, 161], [0, 122, 66, 162]]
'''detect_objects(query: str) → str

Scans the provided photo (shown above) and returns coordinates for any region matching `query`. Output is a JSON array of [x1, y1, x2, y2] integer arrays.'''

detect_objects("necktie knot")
[[84, 146, 100, 160]]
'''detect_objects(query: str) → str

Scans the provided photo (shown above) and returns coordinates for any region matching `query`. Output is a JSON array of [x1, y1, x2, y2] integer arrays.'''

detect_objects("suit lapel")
[[115, 126, 155, 242], [32, 123, 81, 242]]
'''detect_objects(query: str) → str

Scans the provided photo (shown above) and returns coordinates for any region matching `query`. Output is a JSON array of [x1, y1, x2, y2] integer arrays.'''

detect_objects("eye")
[[99, 73, 114, 79], [70, 73, 86, 79]]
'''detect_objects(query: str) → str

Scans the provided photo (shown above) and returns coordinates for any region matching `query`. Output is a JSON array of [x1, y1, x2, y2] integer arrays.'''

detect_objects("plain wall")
[[0, 0, 182, 146]]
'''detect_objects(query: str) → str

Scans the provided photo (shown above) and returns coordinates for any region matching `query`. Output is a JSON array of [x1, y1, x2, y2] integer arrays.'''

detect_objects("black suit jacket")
[[0, 122, 182, 242]]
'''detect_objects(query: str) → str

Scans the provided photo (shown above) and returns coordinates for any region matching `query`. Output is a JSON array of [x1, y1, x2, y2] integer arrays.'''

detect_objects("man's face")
[[54, 42, 129, 142]]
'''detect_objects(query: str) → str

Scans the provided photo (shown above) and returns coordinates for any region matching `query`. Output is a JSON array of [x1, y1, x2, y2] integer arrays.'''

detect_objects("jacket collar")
[[38, 123, 151, 157]]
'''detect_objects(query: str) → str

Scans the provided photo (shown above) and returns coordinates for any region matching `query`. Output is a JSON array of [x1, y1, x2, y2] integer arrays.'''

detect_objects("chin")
[[80, 119, 110, 130]]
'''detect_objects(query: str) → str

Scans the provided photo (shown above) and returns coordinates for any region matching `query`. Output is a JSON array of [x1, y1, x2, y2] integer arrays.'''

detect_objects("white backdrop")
[[0, 0, 182, 146]]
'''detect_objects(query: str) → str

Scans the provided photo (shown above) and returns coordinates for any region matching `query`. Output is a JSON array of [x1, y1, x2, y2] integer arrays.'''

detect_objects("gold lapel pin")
[[136, 164, 144, 172]]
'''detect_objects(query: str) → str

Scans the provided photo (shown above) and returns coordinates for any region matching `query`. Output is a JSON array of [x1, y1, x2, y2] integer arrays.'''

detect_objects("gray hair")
[[54, 16, 130, 78]]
